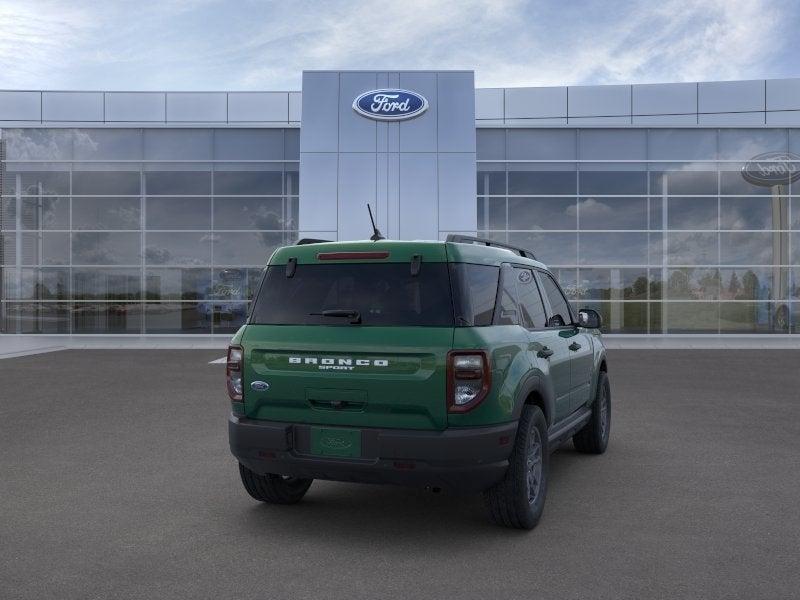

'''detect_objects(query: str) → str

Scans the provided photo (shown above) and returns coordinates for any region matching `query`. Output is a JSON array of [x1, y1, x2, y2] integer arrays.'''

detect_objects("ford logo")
[[352, 89, 428, 121], [741, 151, 800, 187], [250, 381, 270, 391]]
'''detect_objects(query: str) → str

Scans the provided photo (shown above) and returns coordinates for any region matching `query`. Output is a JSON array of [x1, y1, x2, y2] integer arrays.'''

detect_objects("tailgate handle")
[[309, 398, 366, 411]]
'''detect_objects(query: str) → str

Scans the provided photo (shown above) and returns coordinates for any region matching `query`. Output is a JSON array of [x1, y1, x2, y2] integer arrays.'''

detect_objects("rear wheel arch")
[[512, 374, 554, 428]]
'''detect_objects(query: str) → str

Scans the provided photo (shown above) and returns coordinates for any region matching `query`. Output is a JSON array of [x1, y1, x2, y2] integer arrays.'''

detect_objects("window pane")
[[495, 265, 519, 326], [15, 268, 69, 300], [667, 232, 718, 265], [72, 232, 141, 265], [5, 302, 70, 333], [143, 129, 212, 160], [7, 171, 70, 195], [719, 268, 780, 301], [648, 130, 717, 161], [213, 169, 283, 195], [720, 197, 780, 230], [72, 171, 140, 195], [73, 303, 141, 333], [476, 169, 506, 195], [145, 268, 212, 300], [145, 197, 211, 230], [145, 171, 211, 195], [145, 232, 212, 265], [581, 301, 648, 334], [213, 129, 284, 160], [580, 171, 647, 195], [718, 129, 787, 160], [72, 268, 141, 300], [515, 268, 547, 328], [578, 197, 647, 230], [578, 268, 649, 300], [476, 129, 505, 160], [508, 169, 576, 195], [72, 197, 140, 230], [508, 232, 577, 266], [666, 268, 720, 300], [579, 130, 646, 161], [213, 303, 249, 334], [285, 129, 300, 159], [20, 197, 69, 230], [650, 170, 717, 195], [73, 129, 142, 160], [664, 301, 719, 333], [720, 232, 775, 265], [211, 267, 254, 302], [212, 232, 283, 265], [4, 129, 73, 160], [21, 232, 70, 265], [213, 197, 285, 230], [508, 197, 576, 230], [450, 263, 499, 326], [477, 197, 506, 230], [144, 303, 212, 334], [579, 233, 648, 265], [667, 197, 718, 230], [507, 130, 575, 160], [1, 198, 16, 229], [538, 272, 572, 326], [720, 302, 788, 333], [720, 169, 773, 195]]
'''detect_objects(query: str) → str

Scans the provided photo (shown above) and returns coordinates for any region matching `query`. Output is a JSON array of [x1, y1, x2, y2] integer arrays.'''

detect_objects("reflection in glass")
[[720, 170, 773, 196], [476, 170, 506, 195], [72, 268, 141, 300], [18, 268, 69, 300], [719, 268, 778, 301], [214, 169, 283, 195], [578, 268, 649, 300], [72, 171, 140, 195], [579, 233, 648, 265], [211, 303, 249, 334], [508, 197, 576, 230], [72, 303, 142, 333], [508, 169, 576, 195], [20, 197, 69, 230], [72, 232, 140, 265], [20, 232, 70, 265], [145, 232, 212, 266], [477, 197, 506, 230], [213, 197, 285, 230], [72, 197, 140, 230], [578, 197, 647, 230], [667, 232, 717, 265], [667, 197, 718, 230], [720, 197, 779, 230], [579, 171, 647, 195], [145, 268, 212, 301], [5, 302, 70, 333], [145, 171, 211, 195], [650, 170, 717, 195], [145, 197, 211, 230], [665, 302, 719, 333], [144, 303, 212, 334], [212, 232, 284, 265], [666, 268, 720, 300], [720, 232, 774, 265], [507, 232, 577, 266], [720, 302, 788, 333], [580, 301, 647, 334], [6, 171, 70, 195]]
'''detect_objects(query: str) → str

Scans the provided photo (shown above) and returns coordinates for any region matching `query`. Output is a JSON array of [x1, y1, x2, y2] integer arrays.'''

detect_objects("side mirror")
[[577, 308, 602, 329]]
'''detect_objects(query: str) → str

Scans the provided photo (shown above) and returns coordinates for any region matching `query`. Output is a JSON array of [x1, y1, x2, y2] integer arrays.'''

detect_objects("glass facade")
[[478, 128, 800, 335], [0, 128, 299, 334]]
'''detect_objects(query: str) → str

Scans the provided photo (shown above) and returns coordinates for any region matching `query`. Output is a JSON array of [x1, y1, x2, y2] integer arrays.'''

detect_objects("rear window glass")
[[250, 263, 454, 327], [450, 263, 500, 326]]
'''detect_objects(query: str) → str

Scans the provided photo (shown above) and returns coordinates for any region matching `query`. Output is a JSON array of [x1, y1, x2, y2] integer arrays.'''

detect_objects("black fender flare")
[[511, 372, 556, 428]]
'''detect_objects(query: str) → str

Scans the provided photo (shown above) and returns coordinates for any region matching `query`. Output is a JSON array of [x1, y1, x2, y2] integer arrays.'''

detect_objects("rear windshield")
[[250, 263, 455, 327]]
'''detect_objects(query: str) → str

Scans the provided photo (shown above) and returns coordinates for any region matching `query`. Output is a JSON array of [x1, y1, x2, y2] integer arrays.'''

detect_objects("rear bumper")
[[229, 415, 517, 492]]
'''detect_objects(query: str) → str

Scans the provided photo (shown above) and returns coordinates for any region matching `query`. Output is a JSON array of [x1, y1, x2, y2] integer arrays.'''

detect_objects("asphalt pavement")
[[1, 349, 799, 599]]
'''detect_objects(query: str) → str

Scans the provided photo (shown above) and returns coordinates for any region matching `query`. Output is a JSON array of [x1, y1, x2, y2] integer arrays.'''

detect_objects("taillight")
[[227, 345, 243, 401], [447, 350, 491, 412]]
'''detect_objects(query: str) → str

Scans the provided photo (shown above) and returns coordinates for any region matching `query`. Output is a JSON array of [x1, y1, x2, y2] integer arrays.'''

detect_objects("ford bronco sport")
[[227, 235, 610, 529]]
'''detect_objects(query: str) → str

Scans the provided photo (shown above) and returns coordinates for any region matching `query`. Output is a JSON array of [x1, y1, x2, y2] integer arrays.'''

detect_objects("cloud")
[[0, 0, 795, 90]]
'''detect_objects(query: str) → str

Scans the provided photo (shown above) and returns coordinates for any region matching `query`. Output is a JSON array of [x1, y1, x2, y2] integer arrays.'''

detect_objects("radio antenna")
[[367, 204, 385, 241]]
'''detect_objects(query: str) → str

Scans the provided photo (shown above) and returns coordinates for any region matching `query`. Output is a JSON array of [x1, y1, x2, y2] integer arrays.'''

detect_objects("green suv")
[[227, 235, 610, 529]]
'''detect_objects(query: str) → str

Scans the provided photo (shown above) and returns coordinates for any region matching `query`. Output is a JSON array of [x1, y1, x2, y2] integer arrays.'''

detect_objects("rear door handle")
[[537, 346, 554, 359], [568, 342, 582, 351]]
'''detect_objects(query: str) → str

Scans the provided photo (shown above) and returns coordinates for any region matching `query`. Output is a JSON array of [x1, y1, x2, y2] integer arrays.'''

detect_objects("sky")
[[0, 0, 798, 91]]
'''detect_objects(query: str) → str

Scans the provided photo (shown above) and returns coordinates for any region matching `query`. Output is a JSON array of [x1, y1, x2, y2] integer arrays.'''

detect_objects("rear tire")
[[238, 463, 313, 504], [483, 405, 549, 530], [573, 371, 611, 454]]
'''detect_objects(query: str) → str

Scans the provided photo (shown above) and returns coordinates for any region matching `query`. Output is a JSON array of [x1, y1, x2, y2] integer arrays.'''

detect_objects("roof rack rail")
[[445, 234, 536, 260], [296, 238, 332, 245]]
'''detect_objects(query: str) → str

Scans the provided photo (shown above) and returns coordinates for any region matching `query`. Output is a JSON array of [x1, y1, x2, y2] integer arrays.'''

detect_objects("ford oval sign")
[[353, 89, 428, 121], [741, 151, 800, 187]]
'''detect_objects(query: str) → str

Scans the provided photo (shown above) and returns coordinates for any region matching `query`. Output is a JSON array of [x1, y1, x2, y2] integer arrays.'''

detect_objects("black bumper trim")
[[229, 415, 518, 492]]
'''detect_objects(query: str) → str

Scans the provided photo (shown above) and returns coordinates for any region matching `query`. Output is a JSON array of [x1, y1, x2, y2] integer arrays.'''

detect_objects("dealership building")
[[1, 71, 799, 339]]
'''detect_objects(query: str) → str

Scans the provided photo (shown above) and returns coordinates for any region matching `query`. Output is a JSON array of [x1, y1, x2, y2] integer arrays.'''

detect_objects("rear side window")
[[250, 263, 453, 326], [538, 272, 572, 327], [515, 268, 547, 329], [496, 264, 520, 325], [450, 263, 499, 326]]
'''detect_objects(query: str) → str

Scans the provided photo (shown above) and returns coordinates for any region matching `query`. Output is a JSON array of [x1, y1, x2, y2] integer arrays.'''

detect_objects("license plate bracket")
[[310, 427, 362, 458]]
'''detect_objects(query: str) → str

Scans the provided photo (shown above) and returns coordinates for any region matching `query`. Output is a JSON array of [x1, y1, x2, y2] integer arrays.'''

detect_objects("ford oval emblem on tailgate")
[[250, 381, 270, 391]]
